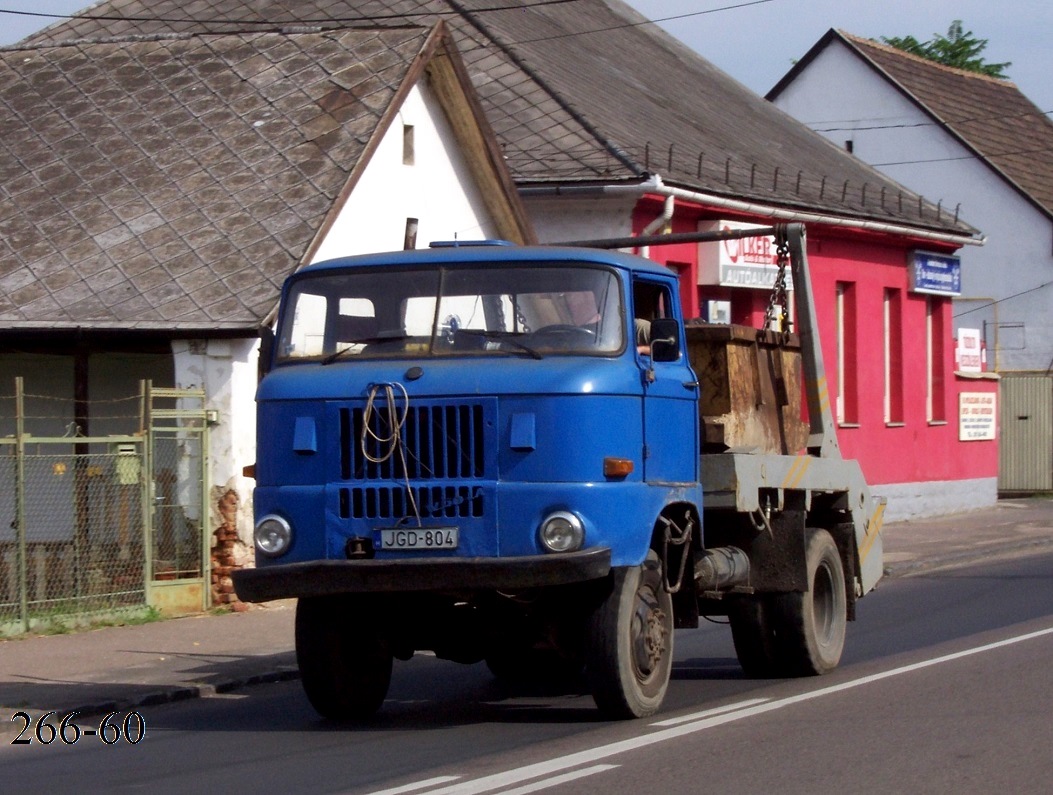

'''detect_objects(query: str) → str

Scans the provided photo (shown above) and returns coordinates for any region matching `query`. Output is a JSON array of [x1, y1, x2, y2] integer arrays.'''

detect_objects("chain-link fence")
[[0, 379, 208, 635]]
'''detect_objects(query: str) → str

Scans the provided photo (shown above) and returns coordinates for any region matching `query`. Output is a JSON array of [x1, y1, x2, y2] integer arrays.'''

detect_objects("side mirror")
[[258, 326, 275, 380], [648, 318, 681, 362]]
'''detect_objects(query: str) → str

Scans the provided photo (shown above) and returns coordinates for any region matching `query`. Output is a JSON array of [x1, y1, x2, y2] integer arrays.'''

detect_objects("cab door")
[[633, 278, 699, 485]]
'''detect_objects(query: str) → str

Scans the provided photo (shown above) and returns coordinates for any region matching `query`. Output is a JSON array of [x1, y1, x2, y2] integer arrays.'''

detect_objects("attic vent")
[[403, 124, 415, 165]]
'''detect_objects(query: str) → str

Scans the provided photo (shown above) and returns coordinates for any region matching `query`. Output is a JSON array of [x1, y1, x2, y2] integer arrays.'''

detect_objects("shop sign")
[[699, 221, 794, 290], [955, 328, 983, 372], [910, 251, 961, 295], [959, 391, 996, 441]]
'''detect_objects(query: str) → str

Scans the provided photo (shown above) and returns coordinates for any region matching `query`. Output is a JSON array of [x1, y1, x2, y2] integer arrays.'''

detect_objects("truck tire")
[[585, 550, 673, 718], [295, 595, 393, 720], [728, 595, 779, 678], [772, 528, 847, 675]]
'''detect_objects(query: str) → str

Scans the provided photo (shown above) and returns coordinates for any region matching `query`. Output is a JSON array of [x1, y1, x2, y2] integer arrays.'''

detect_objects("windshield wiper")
[[321, 334, 412, 365], [455, 330, 543, 359]]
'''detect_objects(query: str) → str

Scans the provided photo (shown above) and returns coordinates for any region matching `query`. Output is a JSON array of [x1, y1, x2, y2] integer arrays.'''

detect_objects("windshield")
[[275, 263, 626, 363]]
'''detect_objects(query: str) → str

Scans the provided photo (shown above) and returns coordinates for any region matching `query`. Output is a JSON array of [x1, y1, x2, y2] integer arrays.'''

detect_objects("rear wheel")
[[772, 528, 847, 675], [585, 550, 673, 718], [728, 594, 779, 678], [295, 595, 393, 720]]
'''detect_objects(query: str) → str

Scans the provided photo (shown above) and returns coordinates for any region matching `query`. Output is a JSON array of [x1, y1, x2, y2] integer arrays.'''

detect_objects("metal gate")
[[0, 379, 210, 635], [146, 385, 211, 616], [999, 375, 1053, 493]]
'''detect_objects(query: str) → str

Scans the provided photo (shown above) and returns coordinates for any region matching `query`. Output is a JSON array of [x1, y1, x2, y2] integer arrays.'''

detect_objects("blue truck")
[[233, 223, 884, 719]]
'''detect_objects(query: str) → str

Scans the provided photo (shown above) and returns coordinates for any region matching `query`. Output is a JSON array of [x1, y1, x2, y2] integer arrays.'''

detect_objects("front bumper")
[[232, 547, 612, 602]]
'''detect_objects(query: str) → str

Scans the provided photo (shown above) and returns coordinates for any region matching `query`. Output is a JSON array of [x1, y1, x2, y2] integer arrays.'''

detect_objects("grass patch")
[[1, 605, 164, 639]]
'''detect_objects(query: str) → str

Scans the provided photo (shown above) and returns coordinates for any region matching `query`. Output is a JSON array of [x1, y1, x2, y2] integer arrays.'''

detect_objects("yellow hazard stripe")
[[781, 455, 812, 490], [816, 375, 830, 415], [859, 500, 885, 565]]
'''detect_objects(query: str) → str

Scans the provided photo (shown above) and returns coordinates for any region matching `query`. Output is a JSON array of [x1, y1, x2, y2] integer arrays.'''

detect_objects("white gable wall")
[[771, 40, 1053, 373], [312, 81, 499, 261], [174, 79, 511, 564]]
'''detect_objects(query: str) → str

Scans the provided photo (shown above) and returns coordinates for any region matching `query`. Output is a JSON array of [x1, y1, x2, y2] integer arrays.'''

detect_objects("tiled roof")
[[0, 27, 430, 329], [836, 32, 1053, 218], [21, 0, 978, 237]]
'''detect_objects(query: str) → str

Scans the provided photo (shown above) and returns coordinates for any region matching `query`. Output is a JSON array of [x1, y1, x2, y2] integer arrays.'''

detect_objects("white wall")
[[311, 81, 500, 261], [772, 41, 1053, 373], [524, 193, 639, 245], [171, 338, 258, 559]]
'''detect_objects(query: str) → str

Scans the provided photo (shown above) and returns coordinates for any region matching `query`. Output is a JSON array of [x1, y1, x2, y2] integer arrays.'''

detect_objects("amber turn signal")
[[243, 463, 256, 479], [603, 457, 633, 478]]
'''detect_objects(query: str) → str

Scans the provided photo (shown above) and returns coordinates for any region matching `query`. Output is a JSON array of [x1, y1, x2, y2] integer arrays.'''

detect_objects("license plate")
[[379, 526, 458, 551]]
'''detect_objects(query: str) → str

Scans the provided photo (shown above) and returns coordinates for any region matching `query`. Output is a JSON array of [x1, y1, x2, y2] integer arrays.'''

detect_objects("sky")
[[1, 0, 1050, 115]]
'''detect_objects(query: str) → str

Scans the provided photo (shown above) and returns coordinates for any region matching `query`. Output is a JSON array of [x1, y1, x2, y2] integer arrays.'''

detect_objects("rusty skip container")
[[686, 322, 808, 455]]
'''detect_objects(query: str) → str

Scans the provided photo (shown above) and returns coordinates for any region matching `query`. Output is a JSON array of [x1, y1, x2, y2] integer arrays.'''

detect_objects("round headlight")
[[538, 511, 585, 553], [255, 514, 293, 557]]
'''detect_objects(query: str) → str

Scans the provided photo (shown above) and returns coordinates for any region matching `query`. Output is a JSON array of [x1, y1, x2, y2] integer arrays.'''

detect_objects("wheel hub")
[[632, 587, 668, 678]]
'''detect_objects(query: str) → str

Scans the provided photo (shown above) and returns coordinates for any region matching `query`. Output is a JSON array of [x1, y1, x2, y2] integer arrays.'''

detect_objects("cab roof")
[[299, 243, 678, 280]]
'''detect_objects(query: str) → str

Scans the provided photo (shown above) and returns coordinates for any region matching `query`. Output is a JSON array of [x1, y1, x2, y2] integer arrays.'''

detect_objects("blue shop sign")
[[910, 251, 961, 295]]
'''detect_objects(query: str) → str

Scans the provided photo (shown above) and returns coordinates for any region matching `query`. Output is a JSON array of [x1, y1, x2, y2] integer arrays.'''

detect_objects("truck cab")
[[236, 243, 703, 718]]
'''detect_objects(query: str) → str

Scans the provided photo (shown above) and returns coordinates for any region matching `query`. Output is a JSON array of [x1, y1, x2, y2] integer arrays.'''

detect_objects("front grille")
[[340, 484, 485, 520], [340, 401, 488, 481]]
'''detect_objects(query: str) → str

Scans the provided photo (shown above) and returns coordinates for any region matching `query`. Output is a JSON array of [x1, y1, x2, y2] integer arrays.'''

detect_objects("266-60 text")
[[10, 711, 145, 745]]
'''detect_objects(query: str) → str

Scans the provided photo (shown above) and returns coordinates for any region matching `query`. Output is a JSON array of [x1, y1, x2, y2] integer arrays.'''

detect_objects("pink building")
[[631, 196, 998, 520]]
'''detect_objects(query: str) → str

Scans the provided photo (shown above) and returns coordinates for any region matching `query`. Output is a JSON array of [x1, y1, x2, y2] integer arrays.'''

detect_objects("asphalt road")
[[5, 550, 1053, 794]]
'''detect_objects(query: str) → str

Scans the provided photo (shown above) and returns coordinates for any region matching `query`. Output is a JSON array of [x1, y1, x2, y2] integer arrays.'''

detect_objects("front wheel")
[[295, 595, 393, 720], [585, 550, 673, 718]]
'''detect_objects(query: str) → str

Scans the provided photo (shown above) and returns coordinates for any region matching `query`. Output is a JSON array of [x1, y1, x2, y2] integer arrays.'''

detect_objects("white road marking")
[[495, 765, 618, 795], [650, 697, 771, 727], [381, 624, 1053, 795], [368, 776, 462, 795]]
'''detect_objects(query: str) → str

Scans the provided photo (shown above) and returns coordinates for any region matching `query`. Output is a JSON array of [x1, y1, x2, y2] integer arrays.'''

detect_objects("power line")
[[0, 0, 777, 45], [514, 0, 777, 45], [953, 280, 1053, 318], [0, 0, 583, 27], [809, 107, 1053, 134], [872, 143, 1053, 168]]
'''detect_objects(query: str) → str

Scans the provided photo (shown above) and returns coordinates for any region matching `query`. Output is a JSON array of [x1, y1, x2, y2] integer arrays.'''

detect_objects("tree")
[[881, 20, 1011, 78]]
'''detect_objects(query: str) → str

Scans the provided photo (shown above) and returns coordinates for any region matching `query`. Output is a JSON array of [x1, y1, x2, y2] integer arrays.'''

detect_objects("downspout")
[[522, 174, 986, 248], [638, 194, 674, 259]]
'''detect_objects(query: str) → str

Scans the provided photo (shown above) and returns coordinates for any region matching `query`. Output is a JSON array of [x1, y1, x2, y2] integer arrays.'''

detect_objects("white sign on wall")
[[698, 221, 795, 290], [959, 392, 996, 441], [956, 328, 983, 372]]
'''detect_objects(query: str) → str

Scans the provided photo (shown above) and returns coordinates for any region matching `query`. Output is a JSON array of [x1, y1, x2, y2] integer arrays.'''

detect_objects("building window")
[[927, 297, 946, 422], [402, 124, 415, 165], [836, 282, 858, 424], [884, 288, 903, 424]]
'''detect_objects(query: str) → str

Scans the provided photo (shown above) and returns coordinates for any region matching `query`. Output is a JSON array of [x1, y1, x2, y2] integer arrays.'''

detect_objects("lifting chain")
[[763, 228, 792, 343], [512, 297, 531, 333]]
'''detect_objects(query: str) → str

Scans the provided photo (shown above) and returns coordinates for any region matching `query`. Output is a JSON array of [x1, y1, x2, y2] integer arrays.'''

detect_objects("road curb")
[[884, 536, 1053, 578], [1, 666, 302, 739]]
